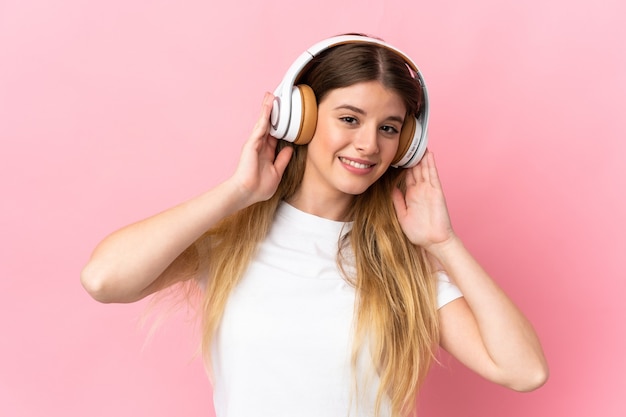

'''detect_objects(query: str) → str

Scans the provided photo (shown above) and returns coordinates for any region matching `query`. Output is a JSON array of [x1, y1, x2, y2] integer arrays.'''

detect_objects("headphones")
[[269, 34, 430, 168]]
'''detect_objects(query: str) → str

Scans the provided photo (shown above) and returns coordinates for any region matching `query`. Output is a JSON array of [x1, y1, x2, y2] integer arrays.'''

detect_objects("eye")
[[380, 125, 400, 135], [340, 116, 358, 125]]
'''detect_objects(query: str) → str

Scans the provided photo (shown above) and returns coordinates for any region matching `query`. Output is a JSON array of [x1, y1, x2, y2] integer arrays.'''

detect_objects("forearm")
[[429, 236, 548, 389], [80, 179, 251, 303]]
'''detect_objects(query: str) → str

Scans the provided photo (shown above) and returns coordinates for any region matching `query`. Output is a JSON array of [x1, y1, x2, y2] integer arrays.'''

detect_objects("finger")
[[273, 145, 294, 177], [420, 150, 431, 183], [412, 161, 424, 184], [406, 164, 418, 186], [252, 93, 274, 136], [257, 134, 278, 159], [391, 186, 408, 218], [427, 151, 442, 188]]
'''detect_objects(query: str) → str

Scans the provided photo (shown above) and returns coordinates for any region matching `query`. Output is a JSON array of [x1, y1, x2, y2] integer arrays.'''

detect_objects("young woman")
[[81, 35, 548, 417]]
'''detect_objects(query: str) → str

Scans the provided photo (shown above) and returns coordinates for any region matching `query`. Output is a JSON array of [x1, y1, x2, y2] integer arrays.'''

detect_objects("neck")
[[286, 189, 354, 221]]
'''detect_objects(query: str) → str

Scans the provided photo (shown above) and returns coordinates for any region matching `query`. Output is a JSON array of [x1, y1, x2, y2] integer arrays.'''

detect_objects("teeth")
[[340, 157, 373, 169]]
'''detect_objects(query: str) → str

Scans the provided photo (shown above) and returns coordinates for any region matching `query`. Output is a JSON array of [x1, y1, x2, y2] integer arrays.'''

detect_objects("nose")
[[353, 127, 379, 155]]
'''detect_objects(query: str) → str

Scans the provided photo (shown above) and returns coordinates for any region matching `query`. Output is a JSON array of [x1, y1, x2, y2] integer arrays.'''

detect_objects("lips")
[[339, 157, 375, 169]]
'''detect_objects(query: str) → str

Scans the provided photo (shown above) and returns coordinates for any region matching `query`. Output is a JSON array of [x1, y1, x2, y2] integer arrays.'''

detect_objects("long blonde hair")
[[188, 41, 440, 417]]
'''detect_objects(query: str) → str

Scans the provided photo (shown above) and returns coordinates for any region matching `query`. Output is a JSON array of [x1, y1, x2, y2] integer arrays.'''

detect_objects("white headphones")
[[269, 34, 430, 168]]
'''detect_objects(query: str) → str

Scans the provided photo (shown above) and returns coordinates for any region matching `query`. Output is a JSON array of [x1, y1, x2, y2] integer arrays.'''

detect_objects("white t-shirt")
[[211, 202, 463, 417]]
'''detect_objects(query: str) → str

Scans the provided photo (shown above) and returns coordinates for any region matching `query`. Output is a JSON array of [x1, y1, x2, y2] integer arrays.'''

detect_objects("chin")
[[333, 170, 385, 197], [338, 184, 374, 196]]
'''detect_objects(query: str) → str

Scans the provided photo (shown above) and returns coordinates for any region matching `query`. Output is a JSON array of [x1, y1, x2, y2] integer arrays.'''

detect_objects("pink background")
[[1, 0, 624, 416]]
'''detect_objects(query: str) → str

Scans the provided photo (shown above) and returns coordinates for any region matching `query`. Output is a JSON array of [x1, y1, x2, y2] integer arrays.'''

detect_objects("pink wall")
[[1, 0, 624, 416]]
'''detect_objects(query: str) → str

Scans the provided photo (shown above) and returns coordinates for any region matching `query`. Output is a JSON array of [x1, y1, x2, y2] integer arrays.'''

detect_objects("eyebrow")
[[333, 104, 405, 124]]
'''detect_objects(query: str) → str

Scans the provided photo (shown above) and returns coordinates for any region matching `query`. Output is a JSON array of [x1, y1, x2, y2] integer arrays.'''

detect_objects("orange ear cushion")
[[293, 84, 318, 145], [394, 116, 416, 164]]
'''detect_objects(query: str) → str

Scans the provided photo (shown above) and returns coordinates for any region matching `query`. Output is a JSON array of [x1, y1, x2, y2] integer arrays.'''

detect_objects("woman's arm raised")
[[392, 151, 548, 391], [81, 93, 293, 303]]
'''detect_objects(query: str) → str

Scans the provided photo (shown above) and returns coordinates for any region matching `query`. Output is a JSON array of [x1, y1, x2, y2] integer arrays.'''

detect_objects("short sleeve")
[[436, 271, 463, 309]]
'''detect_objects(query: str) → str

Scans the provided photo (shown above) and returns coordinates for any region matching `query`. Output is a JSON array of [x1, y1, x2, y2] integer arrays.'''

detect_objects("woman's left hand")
[[391, 151, 456, 251], [394, 152, 549, 391]]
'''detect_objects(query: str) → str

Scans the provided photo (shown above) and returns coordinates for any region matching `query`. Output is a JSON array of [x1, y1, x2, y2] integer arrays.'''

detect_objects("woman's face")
[[300, 80, 405, 203]]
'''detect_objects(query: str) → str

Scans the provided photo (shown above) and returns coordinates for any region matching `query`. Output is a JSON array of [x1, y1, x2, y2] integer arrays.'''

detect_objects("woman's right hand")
[[81, 93, 293, 303], [228, 92, 294, 206]]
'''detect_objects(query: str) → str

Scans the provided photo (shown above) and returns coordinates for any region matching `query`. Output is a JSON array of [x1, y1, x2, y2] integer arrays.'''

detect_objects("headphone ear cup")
[[393, 117, 427, 168], [394, 116, 417, 165], [293, 85, 317, 145], [282, 85, 318, 144]]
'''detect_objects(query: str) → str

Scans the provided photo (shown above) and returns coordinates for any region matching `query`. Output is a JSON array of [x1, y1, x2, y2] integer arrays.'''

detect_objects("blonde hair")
[[181, 41, 440, 417]]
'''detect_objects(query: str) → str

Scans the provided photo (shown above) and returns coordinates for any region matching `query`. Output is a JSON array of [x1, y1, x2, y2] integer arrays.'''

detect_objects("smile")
[[339, 157, 374, 169]]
